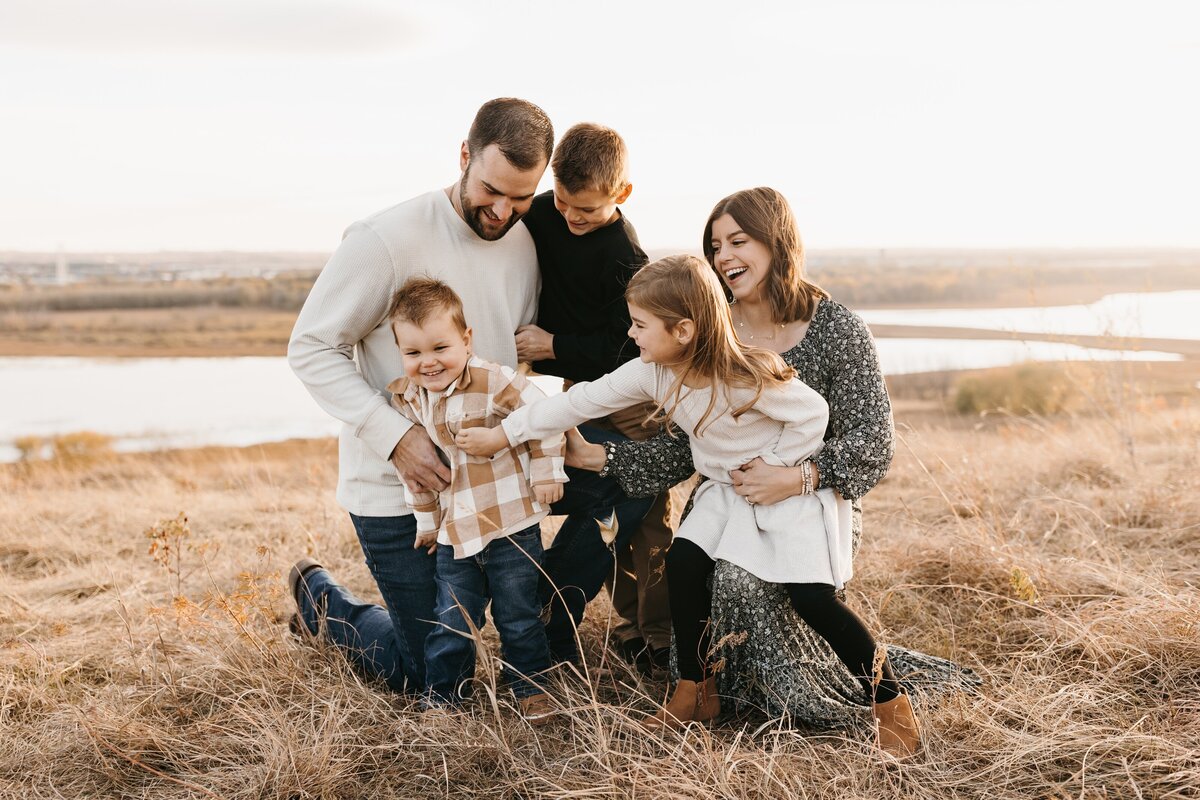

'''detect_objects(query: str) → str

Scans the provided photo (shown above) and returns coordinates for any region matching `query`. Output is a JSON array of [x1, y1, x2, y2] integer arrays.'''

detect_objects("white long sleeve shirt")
[[501, 358, 828, 485], [288, 189, 540, 517], [501, 358, 855, 587]]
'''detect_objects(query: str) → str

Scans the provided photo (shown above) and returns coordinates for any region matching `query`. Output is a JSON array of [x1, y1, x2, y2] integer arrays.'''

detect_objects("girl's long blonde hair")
[[626, 255, 795, 436]]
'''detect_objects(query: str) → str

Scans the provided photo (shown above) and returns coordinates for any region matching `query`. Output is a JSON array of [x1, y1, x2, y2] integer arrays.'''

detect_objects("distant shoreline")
[[867, 325, 1200, 358], [3, 321, 1196, 360], [2, 276, 1197, 360]]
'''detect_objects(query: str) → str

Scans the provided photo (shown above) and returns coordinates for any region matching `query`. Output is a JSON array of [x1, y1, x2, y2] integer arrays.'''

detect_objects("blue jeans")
[[425, 526, 549, 703], [541, 425, 655, 664], [294, 512, 435, 693], [294, 425, 651, 690]]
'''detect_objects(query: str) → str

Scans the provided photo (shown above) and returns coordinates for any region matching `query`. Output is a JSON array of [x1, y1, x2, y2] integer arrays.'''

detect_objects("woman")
[[566, 187, 976, 745]]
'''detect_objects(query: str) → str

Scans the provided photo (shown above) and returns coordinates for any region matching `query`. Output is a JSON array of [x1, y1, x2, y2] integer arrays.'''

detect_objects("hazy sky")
[[2, 0, 1198, 252]]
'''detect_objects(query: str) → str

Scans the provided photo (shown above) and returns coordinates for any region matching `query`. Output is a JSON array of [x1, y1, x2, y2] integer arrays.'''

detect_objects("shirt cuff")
[[597, 440, 618, 478], [358, 403, 415, 463], [501, 418, 521, 449]]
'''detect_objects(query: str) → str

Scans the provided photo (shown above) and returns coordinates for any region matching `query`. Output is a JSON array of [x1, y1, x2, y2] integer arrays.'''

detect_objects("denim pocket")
[[506, 527, 544, 559]]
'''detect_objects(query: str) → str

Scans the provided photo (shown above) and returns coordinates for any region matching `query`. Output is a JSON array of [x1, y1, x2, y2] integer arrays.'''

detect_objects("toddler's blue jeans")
[[425, 525, 549, 703]]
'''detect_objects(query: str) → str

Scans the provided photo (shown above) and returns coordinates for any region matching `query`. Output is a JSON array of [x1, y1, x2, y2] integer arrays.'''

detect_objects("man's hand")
[[564, 427, 606, 472], [390, 426, 451, 493], [515, 324, 555, 362], [534, 482, 564, 506], [414, 531, 438, 555], [454, 426, 508, 457]]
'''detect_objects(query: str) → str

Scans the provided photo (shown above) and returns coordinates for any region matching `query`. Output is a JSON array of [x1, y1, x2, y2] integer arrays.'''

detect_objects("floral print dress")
[[601, 299, 978, 727]]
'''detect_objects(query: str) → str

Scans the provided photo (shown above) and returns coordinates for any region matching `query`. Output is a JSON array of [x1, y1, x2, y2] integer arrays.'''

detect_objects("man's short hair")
[[387, 276, 468, 334], [467, 98, 554, 171], [551, 123, 630, 196]]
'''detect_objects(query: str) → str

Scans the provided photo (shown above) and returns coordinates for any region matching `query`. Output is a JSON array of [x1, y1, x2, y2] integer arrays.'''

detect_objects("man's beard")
[[459, 165, 522, 241]]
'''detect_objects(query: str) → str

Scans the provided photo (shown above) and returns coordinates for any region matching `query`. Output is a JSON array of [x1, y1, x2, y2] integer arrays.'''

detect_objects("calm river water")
[[858, 290, 1200, 340], [1, 328, 1183, 461]]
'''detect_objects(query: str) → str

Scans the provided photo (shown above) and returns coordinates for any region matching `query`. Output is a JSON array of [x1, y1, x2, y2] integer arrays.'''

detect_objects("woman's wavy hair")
[[702, 187, 829, 324], [625, 255, 795, 436]]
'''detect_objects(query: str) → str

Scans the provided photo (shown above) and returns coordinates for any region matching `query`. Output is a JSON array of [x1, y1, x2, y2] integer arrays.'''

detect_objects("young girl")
[[456, 254, 917, 750]]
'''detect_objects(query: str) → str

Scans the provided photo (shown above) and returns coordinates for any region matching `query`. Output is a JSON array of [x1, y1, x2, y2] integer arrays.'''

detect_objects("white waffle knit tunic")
[[501, 358, 855, 587]]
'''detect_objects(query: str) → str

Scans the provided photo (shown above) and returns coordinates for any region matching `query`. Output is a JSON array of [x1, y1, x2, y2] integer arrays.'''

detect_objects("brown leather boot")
[[643, 679, 700, 730], [518, 692, 556, 727], [874, 692, 922, 757], [643, 675, 721, 730], [692, 674, 721, 723]]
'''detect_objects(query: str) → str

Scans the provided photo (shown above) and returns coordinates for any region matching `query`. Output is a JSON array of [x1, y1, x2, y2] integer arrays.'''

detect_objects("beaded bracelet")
[[597, 441, 617, 478], [801, 459, 814, 495]]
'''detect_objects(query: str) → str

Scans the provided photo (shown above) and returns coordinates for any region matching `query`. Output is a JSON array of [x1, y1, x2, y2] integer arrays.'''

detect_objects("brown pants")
[[597, 401, 674, 650]]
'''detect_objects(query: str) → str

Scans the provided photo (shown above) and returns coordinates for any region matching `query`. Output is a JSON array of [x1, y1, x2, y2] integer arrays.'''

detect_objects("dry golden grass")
[[3, 406, 1199, 798]]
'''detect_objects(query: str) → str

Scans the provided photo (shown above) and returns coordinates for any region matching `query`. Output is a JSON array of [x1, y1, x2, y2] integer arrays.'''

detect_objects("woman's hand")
[[729, 457, 818, 505], [414, 531, 438, 555], [515, 324, 555, 362], [454, 426, 508, 457], [564, 427, 606, 472]]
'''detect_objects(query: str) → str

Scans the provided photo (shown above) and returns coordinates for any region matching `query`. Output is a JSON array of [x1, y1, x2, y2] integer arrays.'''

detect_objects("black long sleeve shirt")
[[522, 191, 648, 383]]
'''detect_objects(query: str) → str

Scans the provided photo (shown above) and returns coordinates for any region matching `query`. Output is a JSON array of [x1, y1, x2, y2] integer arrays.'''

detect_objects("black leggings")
[[666, 538, 900, 703]]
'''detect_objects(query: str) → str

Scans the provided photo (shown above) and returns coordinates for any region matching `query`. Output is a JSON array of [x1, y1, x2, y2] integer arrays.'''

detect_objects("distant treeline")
[[1, 263, 1197, 313], [0, 272, 320, 313]]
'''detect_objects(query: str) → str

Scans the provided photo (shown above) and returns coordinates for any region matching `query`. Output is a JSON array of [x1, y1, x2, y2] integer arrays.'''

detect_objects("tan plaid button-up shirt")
[[387, 356, 567, 559]]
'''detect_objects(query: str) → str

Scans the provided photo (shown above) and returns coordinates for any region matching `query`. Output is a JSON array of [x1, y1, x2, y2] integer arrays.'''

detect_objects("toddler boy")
[[386, 277, 566, 720], [514, 123, 672, 675]]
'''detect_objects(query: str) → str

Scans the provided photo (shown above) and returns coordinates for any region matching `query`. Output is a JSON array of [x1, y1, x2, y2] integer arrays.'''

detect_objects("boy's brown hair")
[[551, 123, 630, 196], [387, 276, 468, 334]]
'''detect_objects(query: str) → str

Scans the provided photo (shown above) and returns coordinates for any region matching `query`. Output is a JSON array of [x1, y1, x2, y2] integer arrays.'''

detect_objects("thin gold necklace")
[[733, 306, 784, 342]]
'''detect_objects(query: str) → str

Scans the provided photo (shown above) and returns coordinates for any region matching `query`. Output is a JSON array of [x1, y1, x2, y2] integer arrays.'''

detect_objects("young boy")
[[385, 277, 566, 721], [513, 123, 673, 676]]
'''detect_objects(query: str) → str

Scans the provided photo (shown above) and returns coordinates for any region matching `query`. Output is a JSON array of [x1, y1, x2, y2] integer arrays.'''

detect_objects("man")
[[287, 98, 651, 692]]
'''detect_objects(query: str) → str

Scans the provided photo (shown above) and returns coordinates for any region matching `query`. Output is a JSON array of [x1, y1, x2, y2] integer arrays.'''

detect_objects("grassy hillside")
[[2, 401, 1198, 798]]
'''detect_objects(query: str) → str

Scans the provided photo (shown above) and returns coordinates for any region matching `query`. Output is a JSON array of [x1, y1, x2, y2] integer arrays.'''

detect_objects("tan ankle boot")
[[692, 674, 721, 723], [874, 692, 922, 757], [643, 675, 721, 730], [642, 679, 700, 730]]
